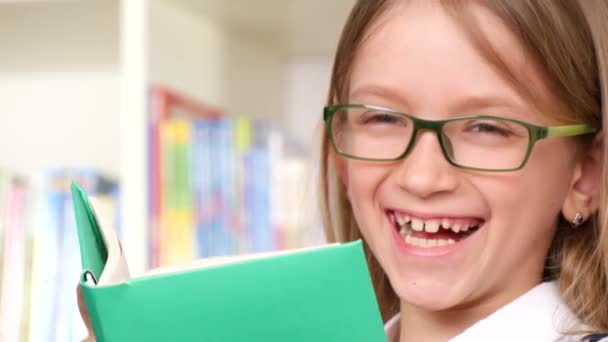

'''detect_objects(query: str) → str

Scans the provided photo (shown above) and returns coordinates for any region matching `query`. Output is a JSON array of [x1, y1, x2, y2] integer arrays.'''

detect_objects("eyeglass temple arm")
[[544, 124, 597, 138]]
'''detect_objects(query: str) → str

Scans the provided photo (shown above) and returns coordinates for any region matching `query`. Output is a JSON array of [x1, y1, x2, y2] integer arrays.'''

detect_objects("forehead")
[[348, 1, 548, 120]]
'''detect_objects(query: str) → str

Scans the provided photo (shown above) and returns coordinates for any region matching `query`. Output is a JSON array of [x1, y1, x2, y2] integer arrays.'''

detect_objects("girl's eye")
[[464, 121, 514, 137], [360, 112, 406, 126]]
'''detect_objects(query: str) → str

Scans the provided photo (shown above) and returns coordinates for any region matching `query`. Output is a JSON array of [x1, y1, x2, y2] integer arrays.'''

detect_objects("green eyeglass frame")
[[323, 104, 598, 172]]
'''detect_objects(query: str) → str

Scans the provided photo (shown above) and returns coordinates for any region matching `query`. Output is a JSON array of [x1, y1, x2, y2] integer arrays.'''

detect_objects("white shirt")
[[384, 281, 606, 342]]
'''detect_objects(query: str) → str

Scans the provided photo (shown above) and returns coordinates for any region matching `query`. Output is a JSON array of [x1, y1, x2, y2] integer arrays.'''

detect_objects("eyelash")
[[466, 122, 513, 137]]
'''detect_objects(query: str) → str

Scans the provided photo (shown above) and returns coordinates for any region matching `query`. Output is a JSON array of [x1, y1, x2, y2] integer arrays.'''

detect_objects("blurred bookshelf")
[[0, 0, 352, 340], [0, 100, 320, 339], [0, 169, 120, 341], [0, 88, 321, 341], [147, 86, 323, 267]]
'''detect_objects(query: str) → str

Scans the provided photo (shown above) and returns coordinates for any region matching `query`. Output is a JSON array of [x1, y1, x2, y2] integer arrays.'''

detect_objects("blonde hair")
[[319, 0, 608, 332]]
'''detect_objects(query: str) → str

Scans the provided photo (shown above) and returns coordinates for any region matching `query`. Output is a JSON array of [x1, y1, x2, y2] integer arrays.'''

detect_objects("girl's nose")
[[392, 130, 459, 199]]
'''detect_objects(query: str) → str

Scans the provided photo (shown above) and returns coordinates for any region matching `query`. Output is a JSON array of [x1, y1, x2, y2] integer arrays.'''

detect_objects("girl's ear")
[[562, 132, 604, 223]]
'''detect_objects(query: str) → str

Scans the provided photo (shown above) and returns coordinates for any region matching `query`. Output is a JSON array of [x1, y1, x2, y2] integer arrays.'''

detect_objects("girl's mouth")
[[387, 210, 484, 249]]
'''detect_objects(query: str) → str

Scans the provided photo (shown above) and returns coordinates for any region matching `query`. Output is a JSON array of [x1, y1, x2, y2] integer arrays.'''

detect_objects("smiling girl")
[[79, 0, 608, 341], [320, 0, 607, 341]]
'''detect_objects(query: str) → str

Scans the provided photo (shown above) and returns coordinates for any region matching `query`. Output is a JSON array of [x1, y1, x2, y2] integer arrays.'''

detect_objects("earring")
[[572, 212, 584, 228]]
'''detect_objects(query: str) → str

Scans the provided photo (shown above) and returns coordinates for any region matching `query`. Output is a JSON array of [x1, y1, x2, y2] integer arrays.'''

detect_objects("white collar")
[[384, 281, 584, 341]]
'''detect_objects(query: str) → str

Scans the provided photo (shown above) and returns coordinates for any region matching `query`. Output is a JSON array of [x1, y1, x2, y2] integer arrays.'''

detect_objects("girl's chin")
[[391, 279, 470, 312], [398, 294, 465, 312]]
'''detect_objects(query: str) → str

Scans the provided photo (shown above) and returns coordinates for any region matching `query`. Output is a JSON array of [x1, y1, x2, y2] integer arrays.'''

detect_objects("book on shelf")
[[72, 181, 387, 342]]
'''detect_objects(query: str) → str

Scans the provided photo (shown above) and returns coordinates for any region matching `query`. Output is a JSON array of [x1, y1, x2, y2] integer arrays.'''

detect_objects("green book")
[[72, 181, 387, 342]]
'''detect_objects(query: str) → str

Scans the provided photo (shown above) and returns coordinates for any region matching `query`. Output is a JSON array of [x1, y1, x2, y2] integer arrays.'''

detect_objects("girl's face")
[[341, 2, 579, 312]]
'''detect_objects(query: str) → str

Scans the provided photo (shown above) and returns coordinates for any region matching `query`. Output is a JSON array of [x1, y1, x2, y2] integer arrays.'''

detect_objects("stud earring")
[[572, 212, 584, 228]]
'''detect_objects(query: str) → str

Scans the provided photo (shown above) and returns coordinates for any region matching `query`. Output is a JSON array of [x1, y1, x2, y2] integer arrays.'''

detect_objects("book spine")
[[192, 119, 211, 258], [28, 173, 62, 341], [221, 118, 236, 255], [159, 119, 174, 266], [148, 87, 163, 268], [172, 118, 194, 263], [248, 139, 271, 253], [234, 117, 252, 253], [0, 172, 7, 316], [208, 120, 221, 257], [20, 177, 36, 342], [26, 174, 52, 342], [0, 179, 27, 342], [268, 130, 286, 250]]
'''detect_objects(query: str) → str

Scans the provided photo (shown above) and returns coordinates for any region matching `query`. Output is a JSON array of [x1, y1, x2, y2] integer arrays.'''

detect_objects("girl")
[[80, 0, 608, 341], [320, 0, 608, 341]]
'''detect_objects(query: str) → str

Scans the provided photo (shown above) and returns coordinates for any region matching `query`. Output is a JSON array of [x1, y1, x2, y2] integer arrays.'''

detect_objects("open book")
[[72, 182, 387, 342]]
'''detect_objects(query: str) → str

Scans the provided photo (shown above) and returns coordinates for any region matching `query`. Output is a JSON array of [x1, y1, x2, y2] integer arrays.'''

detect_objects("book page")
[[88, 197, 130, 286]]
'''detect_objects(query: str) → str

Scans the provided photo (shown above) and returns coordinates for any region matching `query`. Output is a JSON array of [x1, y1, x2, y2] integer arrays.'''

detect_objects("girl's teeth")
[[411, 218, 424, 231], [441, 219, 452, 230], [404, 235, 456, 248], [424, 220, 440, 233], [392, 212, 481, 237], [396, 215, 407, 226]]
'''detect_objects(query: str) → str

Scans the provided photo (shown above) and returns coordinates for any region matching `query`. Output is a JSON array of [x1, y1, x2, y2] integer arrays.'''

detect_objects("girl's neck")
[[397, 278, 542, 342], [398, 303, 482, 342]]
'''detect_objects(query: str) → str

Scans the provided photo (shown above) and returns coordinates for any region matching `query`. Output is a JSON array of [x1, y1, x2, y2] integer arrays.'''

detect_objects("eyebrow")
[[349, 85, 411, 109], [450, 94, 526, 114]]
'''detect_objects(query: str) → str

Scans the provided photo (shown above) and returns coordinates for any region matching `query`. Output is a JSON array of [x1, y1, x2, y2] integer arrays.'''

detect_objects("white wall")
[[285, 57, 333, 152], [149, 0, 284, 121], [0, 0, 331, 177], [221, 26, 284, 121], [0, 71, 120, 176], [149, 0, 224, 108], [0, 0, 120, 176]]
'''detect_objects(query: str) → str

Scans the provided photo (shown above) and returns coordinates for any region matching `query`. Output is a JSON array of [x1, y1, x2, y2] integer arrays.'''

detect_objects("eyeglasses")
[[324, 104, 598, 172]]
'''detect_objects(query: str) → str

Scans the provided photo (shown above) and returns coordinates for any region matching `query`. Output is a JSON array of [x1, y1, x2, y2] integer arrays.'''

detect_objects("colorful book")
[[27, 173, 63, 342], [166, 118, 194, 264], [72, 181, 386, 342], [192, 119, 212, 258], [0, 179, 28, 342]]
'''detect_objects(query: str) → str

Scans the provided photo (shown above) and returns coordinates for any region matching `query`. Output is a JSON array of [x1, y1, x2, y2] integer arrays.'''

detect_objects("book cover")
[[72, 181, 387, 342]]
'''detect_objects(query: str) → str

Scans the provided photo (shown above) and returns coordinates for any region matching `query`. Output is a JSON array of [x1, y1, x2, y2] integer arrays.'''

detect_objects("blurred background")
[[0, 0, 353, 340]]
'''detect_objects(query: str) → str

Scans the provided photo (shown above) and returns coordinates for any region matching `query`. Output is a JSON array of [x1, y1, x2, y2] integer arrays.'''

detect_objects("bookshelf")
[[1, 1, 354, 341], [0, 0, 352, 275], [120, 0, 352, 274]]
